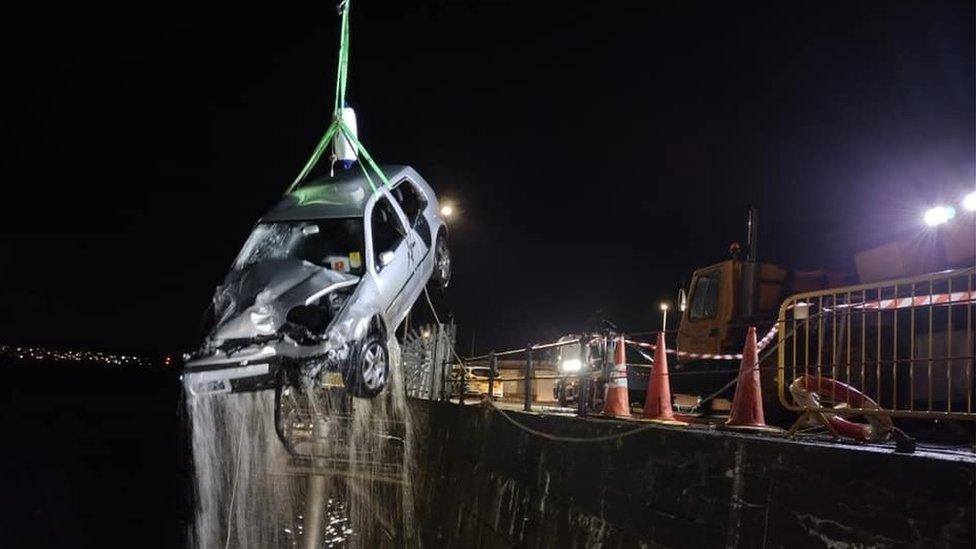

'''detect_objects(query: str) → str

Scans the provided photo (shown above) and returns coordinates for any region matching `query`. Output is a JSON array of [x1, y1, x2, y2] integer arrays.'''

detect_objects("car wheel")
[[431, 234, 451, 289], [344, 333, 389, 398]]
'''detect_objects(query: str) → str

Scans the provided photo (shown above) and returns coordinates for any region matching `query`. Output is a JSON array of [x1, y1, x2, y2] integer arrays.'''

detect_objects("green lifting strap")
[[285, 0, 391, 195]]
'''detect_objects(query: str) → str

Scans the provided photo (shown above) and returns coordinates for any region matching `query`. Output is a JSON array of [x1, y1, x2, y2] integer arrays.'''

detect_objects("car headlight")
[[325, 328, 351, 360]]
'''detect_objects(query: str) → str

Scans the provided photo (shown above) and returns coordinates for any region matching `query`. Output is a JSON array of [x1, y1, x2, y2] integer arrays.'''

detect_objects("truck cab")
[[677, 259, 788, 357]]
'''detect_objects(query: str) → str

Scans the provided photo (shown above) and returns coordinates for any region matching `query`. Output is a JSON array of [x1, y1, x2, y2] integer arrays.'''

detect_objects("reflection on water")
[[186, 338, 415, 548], [284, 499, 353, 548]]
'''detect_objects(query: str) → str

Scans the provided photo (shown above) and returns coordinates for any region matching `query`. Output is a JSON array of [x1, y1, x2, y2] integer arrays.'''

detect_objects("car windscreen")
[[233, 219, 366, 275]]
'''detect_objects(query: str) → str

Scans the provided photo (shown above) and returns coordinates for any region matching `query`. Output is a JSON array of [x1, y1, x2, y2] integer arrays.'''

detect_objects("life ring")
[[789, 375, 894, 441]]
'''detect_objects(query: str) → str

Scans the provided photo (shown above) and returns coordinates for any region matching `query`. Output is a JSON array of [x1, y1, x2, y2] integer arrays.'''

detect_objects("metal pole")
[[488, 352, 496, 402], [439, 325, 450, 401], [302, 417, 329, 549], [577, 337, 588, 417], [524, 344, 533, 412], [428, 326, 440, 401], [599, 335, 610, 412], [747, 206, 759, 262], [601, 334, 611, 383], [459, 363, 466, 407]]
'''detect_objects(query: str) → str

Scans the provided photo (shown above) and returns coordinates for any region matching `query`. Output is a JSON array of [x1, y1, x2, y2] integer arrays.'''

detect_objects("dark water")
[[0, 360, 188, 548]]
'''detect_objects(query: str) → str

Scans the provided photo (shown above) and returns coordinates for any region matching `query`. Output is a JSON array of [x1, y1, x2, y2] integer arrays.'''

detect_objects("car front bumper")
[[183, 346, 280, 395]]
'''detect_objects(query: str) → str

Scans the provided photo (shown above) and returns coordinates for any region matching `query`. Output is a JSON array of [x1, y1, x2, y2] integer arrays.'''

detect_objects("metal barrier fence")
[[402, 322, 456, 401], [463, 336, 605, 414], [459, 329, 768, 414], [776, 266, 976, 420]]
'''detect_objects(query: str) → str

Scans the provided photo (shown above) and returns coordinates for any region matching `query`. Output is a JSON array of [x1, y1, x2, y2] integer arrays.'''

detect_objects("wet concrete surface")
[[0, 360, 188, 548]]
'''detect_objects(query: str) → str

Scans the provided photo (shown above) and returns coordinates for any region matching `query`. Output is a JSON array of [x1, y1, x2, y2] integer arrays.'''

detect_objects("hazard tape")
[[624, 324, 778, 362], [807, 290, 976, 313], [622, 290, 975, 362]]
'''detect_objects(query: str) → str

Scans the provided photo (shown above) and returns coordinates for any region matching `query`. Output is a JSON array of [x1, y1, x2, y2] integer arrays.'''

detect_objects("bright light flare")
[[659, 302, 670, 311], [440, 204, 454, 217], [924, 205, 955, 227], [963, 191, 976, 212], [561, 359, 582, 372]]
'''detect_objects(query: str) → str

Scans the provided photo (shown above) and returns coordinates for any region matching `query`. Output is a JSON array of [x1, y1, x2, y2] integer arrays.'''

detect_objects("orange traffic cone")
[[724, 327, 781, 433], [642, 332, 686, 425], [603, 336, 630, 417]]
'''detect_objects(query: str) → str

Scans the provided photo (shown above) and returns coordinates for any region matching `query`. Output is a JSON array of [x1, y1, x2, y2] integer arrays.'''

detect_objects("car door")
[[676, 261, 736, 355], [367, 195, 413, 323], [391, 179, 431, 274]]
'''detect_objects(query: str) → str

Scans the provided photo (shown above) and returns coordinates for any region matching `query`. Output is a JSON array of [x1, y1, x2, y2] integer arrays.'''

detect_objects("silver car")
[[184, 165, 450, 398]]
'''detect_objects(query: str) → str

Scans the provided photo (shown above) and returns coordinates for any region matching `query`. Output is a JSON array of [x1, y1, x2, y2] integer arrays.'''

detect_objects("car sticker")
[[326, 256, 349, 272]]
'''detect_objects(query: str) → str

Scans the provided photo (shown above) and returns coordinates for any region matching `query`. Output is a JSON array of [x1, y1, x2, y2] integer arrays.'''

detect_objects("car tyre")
[[431, 234, 451, 289], [344, 332, 389, 398]]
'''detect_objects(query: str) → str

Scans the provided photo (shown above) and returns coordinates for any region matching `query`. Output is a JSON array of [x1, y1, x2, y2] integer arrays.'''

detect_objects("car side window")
[[413, 214, 432, 248], [391, 180, 432, 248], [391, 180, 427, 226], [689, 269, 721, 320], [370, 196, 406, 267]]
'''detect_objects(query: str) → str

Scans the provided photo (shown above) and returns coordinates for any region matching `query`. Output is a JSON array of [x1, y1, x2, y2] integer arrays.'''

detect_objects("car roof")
[[262, 165, 421, 221]]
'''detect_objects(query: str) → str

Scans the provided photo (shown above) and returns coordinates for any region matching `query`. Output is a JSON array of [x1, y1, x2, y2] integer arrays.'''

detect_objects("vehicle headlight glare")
[[924, 205, 955, 227], [963, 191, 976, 212], [561, 359, 582, 372]]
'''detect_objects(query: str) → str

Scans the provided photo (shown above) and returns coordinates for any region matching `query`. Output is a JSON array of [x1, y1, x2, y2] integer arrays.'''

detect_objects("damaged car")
[[183, 165, 450, 398]]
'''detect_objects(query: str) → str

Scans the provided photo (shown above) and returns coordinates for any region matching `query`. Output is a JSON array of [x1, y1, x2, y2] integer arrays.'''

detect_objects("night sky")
[[1, 1, 973, 356]]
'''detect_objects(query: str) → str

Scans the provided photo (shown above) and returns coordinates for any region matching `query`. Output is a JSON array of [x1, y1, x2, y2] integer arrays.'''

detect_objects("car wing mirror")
[[379, 251, 395, 267]]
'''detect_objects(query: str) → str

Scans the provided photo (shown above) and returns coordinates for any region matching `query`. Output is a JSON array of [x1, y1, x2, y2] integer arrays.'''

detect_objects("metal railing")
[[776, 267, 976, 420], [459, 336, 611, 414]]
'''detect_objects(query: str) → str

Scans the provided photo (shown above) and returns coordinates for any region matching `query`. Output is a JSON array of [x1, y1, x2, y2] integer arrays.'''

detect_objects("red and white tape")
[[807, 290, 976, 313], [619, 291, 973, 364], [624, 324, 778, 362]]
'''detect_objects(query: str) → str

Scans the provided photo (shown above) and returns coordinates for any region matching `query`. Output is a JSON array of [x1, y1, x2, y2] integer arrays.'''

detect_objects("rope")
[[487, 400, 661, 443], [333, 0, 351, 114], [285, 0, 392, 194], [288, 124, 339, 193], [423, 286, 465, 367]]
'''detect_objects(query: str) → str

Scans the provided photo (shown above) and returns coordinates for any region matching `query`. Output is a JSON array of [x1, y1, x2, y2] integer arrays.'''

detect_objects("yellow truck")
[[667, 207, 975, 426]]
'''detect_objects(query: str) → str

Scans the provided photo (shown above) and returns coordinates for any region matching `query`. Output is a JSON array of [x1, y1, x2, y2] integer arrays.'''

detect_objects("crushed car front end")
[[184, 165, 440, 398], [184, 176, 376, 395], [182, 258, 372, 395]]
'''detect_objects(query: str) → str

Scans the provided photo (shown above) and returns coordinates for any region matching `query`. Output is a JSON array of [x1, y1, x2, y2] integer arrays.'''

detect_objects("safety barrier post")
[[459, 367, 466, 406], [577, 337, 589, 417], [524, 344, 534, 412], [488, 352, 497, 401], [601, 334, 611, 387]]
